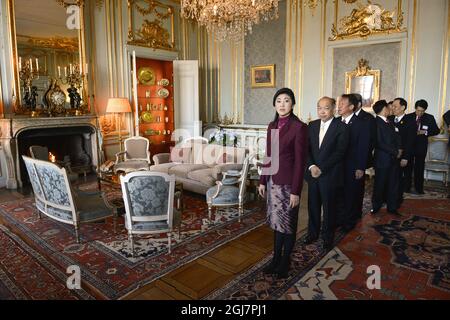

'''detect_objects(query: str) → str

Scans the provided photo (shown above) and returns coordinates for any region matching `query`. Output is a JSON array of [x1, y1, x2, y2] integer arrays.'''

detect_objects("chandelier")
[[181, 0, 280, 42]]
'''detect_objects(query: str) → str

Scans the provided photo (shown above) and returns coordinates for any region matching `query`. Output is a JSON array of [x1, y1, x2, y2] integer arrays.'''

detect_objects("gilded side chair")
[[114, 136, 151, 173], [22, 156, 116, 243], [120, 171, 182, 257], [206, 154, 252, 223]]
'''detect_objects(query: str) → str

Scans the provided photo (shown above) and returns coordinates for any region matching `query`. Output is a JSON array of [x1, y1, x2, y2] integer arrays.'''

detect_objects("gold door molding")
[[127, 0, 176, 51], [330, 0, 406, 41]]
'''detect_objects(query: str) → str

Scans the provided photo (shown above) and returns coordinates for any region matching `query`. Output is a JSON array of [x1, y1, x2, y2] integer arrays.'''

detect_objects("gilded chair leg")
[[208, 204, 212, 223], [36, 208, 42, 219], [129, 233, 135, 257], [238, 205, 243, 223], [168, 233, 172, 254], [75, 226, 80, 244]]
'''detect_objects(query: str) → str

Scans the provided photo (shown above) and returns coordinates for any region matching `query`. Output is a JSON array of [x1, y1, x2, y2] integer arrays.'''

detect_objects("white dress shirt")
[[355, 109, 361, 117], [309, 118, 333, 171], [342, 113, 354, 124], [394, 114, 405, 123]]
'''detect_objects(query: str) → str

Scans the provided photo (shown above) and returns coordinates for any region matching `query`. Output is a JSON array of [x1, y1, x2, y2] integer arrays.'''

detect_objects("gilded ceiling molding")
[[329, 0, 406, 41]]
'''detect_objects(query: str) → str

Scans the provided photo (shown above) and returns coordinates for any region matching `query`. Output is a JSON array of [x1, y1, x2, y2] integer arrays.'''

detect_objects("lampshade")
[[106, 98, 132, 113]]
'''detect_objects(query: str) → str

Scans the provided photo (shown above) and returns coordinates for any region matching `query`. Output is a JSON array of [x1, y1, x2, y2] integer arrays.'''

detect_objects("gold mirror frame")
[[7, 0, 89, 114], [345, 59, 380, 111]]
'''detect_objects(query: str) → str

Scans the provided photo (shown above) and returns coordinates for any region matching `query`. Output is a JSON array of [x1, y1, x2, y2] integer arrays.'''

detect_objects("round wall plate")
[[157, 88, 169, 98], [138, 67, 155, 85]]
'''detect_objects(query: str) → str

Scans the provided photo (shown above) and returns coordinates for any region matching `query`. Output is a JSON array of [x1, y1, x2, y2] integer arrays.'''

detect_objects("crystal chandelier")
[[181, 0, 280, 42]]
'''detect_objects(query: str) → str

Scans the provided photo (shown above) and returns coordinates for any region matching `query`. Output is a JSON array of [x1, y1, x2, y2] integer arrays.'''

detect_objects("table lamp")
[[106, 98, 132, 152]]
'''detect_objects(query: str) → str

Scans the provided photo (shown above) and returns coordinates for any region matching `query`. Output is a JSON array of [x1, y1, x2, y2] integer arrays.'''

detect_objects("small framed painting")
[[251, 64, 275, 88]]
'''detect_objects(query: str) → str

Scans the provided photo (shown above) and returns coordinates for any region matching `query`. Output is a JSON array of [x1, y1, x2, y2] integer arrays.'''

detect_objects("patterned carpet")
[[0, 224, 93, 300], [0, 186, 265, 299], [206, 197, 450, 300]]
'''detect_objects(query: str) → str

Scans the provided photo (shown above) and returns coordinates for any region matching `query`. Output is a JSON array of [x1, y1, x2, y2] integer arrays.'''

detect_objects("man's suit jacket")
[[305, 117, 349, 186], [356, 109, 376, 168], [404, 112, 440, 155], [259, 115, 309, 196], [374, 117, 401, 169], [337, 115, 370, 174], [388, 114, 416, 160]]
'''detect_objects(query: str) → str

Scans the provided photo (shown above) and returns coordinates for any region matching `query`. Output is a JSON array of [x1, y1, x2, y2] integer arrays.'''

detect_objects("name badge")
[[422, 125, 429, 130], [395, 127, 399, 132]]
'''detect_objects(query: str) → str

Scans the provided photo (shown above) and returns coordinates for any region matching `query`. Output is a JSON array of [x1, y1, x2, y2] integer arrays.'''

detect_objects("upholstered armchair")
[[120, 171, 182, 257], [114, 136, 151, 174], [29, 145, 78, 182], [22, 156, 116, 243], [206, 155, 252, 223]]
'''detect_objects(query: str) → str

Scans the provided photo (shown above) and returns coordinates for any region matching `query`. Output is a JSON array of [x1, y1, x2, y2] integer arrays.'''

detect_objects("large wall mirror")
[[345, 58, 381, 112], [9, 0, 89, 116]]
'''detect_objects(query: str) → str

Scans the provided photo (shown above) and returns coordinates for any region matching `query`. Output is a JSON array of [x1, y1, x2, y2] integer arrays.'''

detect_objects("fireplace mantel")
[[0, 115, 101, 189]]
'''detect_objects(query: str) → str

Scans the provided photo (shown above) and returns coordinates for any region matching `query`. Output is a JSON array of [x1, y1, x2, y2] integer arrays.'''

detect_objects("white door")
[[173, 60, 200, 141]]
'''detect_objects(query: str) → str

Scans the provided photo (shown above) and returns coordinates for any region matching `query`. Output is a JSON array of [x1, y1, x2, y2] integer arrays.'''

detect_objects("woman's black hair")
[[272, 88, 296, 122]]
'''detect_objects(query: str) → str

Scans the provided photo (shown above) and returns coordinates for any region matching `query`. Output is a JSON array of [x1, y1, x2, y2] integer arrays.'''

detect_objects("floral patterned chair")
[[114, 136, 151, 174], [120, 171, 182, 257], [22, 156, 116, 243], [206, 154, 252, 223]]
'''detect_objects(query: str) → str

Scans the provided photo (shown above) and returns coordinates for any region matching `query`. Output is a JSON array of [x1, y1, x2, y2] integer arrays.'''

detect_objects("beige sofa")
[[150, 143, 247, 194]]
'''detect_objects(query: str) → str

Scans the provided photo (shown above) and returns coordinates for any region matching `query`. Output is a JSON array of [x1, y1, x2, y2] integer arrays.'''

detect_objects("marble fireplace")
[[0, 115, 101, 189]]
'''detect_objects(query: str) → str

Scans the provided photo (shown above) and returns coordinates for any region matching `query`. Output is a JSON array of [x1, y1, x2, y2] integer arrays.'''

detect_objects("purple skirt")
[[266, 177, 298, 234]]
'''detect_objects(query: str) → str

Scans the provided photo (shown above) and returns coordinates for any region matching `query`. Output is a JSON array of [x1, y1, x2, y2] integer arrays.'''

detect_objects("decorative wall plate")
[[157, 88, 169, 98], [158, 78, 170, 86], [138, 67, 155, 85], [141, 111, 153, 123]]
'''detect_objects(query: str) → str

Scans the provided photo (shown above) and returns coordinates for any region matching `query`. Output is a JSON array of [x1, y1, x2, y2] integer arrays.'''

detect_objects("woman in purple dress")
[[258, 88, 308, 279]]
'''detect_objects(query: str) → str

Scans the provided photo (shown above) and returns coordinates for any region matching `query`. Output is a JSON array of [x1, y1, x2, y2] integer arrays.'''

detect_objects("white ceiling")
[[15, 0, 78, 38]]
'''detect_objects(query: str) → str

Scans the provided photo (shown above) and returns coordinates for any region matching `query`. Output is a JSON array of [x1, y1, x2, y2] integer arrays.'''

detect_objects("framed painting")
[[251, 64, 275, 88]]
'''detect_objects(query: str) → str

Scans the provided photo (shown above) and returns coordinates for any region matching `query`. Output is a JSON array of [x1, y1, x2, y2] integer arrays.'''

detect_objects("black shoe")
[[323, 239, 334, 251], [263, 259, 280, 274], [388, 210, 401, 216], [303, 235, 318, 245], [343, 223, 355, 232]]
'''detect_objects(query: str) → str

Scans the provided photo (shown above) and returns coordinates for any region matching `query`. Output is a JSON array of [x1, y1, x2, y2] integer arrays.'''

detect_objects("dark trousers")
[[404, 153, 427, 193], [307, 178, 337, 242], [372, 164, 399, 212], [398, 162, 407, 205], [344, 172, 365, 227]]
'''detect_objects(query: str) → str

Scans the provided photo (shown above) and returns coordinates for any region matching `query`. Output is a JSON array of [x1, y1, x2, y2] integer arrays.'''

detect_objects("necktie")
[[319, 123, 326, 147], [416, 116, 421, 130]]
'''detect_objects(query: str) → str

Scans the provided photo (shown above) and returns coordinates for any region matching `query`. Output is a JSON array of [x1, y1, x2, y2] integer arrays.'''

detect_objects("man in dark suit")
[[336, 94, 370, 231], [389, 98, 416, 206], [371, 100, 401, 215], [404, 100, 440, 194], [305, 97, 349, 250], [352, 93, 376, 217]]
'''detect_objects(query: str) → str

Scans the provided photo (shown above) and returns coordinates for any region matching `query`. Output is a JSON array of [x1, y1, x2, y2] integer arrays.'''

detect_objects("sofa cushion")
[[187, 168, 216, 186], [169, 147, 192, 163], [168, 164, 209, 179], [150, 163, 178, 174]]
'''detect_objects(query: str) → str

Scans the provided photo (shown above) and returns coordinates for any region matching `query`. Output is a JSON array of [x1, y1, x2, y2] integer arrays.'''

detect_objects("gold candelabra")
[[57, 63, 89, 114]]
